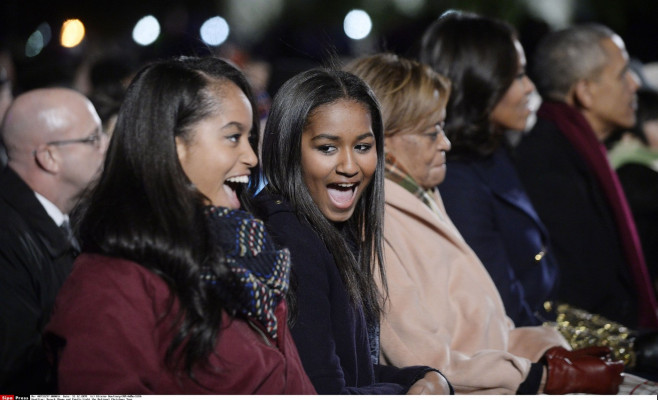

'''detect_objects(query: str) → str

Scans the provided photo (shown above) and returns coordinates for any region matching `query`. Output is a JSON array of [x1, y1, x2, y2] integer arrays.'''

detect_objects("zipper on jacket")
[[247, 319, 273, 347]]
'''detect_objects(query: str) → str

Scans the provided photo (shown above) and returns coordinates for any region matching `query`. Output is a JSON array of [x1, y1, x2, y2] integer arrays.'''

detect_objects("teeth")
[[337, 183, 355, 188], [226, 176, 249, 184]]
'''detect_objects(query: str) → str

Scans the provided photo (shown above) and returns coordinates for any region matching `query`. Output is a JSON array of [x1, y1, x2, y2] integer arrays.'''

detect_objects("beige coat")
[[380, 179, 569, 394]]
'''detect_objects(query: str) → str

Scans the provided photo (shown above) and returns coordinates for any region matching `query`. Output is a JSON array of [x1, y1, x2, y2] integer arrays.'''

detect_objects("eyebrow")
[[221, 121, 247, 131], [310, 132, 374, 142]]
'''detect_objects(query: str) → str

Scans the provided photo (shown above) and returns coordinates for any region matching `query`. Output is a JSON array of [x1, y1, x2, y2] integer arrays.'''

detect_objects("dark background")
[[2, 0, 658, 96]]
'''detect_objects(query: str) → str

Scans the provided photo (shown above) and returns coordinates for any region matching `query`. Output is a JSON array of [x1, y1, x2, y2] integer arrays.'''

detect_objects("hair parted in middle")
[[257, 68, 386, 323], [420, 10, 518, 159]]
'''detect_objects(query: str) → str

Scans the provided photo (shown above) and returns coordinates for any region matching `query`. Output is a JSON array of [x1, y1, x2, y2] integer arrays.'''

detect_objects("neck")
[[581, 110, 612, 142], [563, 95, 610, 142]]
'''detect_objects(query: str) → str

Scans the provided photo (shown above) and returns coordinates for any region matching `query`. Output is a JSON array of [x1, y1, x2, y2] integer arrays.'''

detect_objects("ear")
[[174, 136, 187, 165], [34, 146, 60, 174], [572, 79, 594, 110], [383, 135, 394, 154]]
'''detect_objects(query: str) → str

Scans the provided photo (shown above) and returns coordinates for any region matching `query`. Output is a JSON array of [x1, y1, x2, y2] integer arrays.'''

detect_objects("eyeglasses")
[[419, 122, 446, 141], [33, 129, 106, 155]]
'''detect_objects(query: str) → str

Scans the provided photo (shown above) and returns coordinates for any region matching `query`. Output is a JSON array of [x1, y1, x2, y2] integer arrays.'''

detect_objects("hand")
[[406, 371, 451, 395], [567, 345, 615, 360], [542, 346, 624, 394]]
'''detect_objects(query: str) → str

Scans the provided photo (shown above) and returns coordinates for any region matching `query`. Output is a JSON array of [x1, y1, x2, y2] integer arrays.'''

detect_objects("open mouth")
[[223, 175, 249, 209], [327, 182, 358, 209]]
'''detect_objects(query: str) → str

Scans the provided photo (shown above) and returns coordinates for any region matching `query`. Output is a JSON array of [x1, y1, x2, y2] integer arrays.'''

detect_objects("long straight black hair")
[[256, 68, 386, 323], [76, 56, 259, 378], [420, 10, 519, 159]]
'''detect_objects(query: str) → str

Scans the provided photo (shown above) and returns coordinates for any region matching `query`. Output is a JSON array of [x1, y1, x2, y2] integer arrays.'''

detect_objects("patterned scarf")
[[203, 206, 290, 339], [385, 153, 445, 220]]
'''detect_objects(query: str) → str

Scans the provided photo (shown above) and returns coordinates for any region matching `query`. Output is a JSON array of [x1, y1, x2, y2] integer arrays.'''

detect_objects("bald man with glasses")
[[0, 87, 107, 393]]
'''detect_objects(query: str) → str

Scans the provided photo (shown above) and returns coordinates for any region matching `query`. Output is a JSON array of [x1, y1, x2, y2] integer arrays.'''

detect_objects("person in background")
[[0, 66, 13, 166], [347, 51, 624, 394], [88, 54, 136, 137], [0, 66, 11, 123], [513, 23, 658, 330], [0, 87, 107, 393], [253, 67, 452, 394], [419, 10, 555, 328], [44, 57, 316, 394], [608, 88, 658, 298], [422, 12, 658, 378]]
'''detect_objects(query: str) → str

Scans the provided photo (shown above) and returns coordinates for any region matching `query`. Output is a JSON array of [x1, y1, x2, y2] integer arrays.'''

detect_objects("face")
[[385, 107, 451, 189], [490, 40, 536, 132], [301, 100, 377, 223], [0, 83, 11, 123], [176, 81, 257, 209], [584, 36, 639, 138]]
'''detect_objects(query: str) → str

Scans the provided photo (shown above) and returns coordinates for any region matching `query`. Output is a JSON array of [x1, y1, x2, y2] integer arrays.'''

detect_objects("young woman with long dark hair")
[[44, 57, 315, 394], [253, 68, 451, 394]]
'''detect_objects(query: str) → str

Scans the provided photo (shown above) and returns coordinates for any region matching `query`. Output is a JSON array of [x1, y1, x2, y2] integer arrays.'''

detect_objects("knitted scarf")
[[203, 206, 291, 339], [538, 101, 658, 328]]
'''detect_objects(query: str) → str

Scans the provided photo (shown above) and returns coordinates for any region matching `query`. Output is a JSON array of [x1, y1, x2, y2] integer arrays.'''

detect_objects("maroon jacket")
[[45, 253, 316, 394]]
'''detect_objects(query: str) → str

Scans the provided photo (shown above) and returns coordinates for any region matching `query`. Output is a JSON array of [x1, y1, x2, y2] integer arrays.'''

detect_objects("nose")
[[438, 131, 451, 152], [99, 131, 110, 155], [241, 139, 258, 168], [523, 75, 536, 95], [336, 149, 358, 177], [627, 70, 640, 93]]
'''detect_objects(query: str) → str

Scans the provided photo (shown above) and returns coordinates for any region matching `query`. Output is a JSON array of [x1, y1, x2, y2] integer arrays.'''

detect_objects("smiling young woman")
[[300, 99, 377, 222], [43, 57, 315, 394], [252, 68, 451, 395]]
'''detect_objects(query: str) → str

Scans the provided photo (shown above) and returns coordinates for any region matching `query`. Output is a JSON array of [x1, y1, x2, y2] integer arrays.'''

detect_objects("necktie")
[[59, 219, 80, 253]]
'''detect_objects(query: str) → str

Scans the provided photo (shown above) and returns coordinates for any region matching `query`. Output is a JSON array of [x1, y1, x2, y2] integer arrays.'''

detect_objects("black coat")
[[0, 166, 77, 394], [616, 163, 658, 294], [253, 191, 441, 394], [440, 147, 559, 327], [513, 116, 638, 327]]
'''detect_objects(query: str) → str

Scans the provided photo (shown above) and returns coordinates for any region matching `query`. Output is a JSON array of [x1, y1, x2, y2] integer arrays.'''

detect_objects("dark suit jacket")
[[513, 117, 638, 328], [616, 163, 658, 292], [440, 147, 559, 327], [0, 166, 76, 393], [252, 191, 439, 394]]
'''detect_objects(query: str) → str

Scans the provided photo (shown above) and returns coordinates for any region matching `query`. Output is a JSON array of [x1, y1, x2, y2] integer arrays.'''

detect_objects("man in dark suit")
[[514, 24, 658, 330], [0, 88, 108, 393]]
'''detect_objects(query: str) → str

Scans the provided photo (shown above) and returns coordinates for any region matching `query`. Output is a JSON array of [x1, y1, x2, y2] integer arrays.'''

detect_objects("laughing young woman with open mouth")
[[253, 68, 452, 395]]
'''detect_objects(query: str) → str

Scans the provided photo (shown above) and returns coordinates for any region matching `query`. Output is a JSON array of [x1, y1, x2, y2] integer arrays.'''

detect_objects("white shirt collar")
[[34, 191, 67, 227]]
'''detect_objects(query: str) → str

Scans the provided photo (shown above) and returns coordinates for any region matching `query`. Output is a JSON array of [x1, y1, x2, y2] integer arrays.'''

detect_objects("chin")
[[324, 209, 355, 223]]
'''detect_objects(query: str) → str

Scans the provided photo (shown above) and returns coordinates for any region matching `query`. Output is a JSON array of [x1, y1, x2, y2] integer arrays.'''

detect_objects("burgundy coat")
[[44, 253, 316, 394]]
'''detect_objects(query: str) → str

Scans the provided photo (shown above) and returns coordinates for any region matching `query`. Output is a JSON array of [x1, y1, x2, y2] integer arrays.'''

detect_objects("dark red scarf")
[[539, 101, 658, 329]]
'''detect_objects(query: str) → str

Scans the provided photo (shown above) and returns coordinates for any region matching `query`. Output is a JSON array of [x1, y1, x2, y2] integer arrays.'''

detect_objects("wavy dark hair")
[[76, 56, 260, 378], [420, 10, 518, 159], [256, 68, 386, 323]]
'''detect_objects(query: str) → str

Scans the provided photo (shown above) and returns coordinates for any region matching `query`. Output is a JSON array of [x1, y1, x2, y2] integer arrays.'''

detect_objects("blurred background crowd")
[[2, 0, 658, 101]]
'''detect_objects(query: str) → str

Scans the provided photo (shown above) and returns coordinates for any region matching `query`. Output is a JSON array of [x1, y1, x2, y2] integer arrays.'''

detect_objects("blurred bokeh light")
[[200, 16, 230, 46], [344, 9, 372, 40], [132, 15, 160, 46], [25, 23, 51, 57], [60, 19, 85, 48]]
